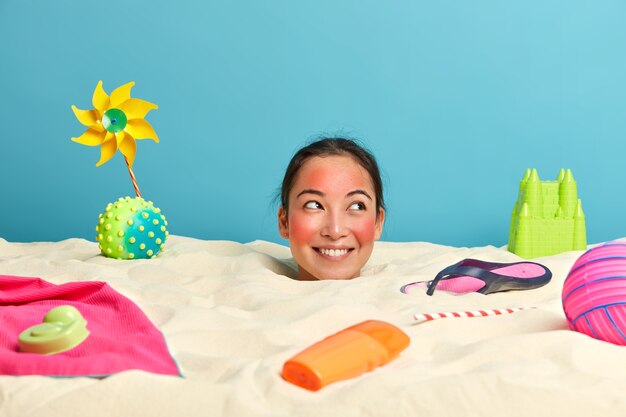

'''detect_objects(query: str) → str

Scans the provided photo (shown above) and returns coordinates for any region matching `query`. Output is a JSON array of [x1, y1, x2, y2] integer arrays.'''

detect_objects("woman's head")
[[278, 138, 385, 281]]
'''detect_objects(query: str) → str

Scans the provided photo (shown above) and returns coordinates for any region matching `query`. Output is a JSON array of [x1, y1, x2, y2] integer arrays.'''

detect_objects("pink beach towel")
[[0, 275, 181, 377]]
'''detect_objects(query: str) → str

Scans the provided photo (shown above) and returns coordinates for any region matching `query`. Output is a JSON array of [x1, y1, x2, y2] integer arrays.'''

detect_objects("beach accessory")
[[0, 275, 180, 377], [71, 81, 168, 259], [282, 320, 410, 391], [414, 307, 535, 322], [508, 168, 586, 258], [18, 305, 90, 355], [96, 196, 167, 259], [71, 81, 159, 171], [562, 242, 626, 346], [400, 258, 552, 296]]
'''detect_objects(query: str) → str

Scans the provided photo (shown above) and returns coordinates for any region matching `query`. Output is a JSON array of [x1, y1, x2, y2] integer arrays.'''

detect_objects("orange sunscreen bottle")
[[282, 320, 410, 391]]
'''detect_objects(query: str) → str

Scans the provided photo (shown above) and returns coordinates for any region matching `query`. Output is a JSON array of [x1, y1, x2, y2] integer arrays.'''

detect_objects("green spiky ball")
[[95, 197, 168, 259]]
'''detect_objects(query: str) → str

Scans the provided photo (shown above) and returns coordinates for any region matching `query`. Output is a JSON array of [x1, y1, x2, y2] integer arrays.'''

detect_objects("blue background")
[[1, 1, 625, 247]]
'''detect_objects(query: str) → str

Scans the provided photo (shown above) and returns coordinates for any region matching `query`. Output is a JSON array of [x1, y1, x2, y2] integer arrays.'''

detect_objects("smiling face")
[[278, 154, 385, 280]]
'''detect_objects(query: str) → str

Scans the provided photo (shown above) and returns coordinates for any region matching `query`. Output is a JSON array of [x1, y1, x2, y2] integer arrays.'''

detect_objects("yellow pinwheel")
[[71, 81, 159, 167]]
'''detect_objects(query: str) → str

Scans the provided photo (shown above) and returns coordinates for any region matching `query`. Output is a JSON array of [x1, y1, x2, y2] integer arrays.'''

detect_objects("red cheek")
[[287, 213, 318, 244], [352, 218, 376, 240]]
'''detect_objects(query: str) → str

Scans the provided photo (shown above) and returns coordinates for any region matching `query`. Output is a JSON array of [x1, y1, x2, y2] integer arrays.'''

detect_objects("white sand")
[[1, 235, 626, 417]]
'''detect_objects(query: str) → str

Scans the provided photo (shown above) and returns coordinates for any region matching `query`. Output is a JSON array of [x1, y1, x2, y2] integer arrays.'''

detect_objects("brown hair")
[[280, 138, 385, 216]]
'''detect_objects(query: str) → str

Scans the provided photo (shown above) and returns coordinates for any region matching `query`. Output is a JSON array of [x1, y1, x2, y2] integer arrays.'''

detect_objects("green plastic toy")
[[18, 305, 90, 355], [508, 168, 587, 258], [95, 196, 168, 259]]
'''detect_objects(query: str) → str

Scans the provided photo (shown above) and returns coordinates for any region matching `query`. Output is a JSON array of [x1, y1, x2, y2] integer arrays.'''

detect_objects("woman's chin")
[[297, 267, 360, 281]]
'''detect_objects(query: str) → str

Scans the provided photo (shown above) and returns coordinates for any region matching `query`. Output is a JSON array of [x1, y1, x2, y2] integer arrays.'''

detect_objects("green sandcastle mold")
[[508, 168, 587, 258]]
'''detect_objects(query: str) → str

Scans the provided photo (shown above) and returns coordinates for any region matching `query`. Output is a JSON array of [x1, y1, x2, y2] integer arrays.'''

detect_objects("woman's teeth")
[[319, 248, 349, 257]]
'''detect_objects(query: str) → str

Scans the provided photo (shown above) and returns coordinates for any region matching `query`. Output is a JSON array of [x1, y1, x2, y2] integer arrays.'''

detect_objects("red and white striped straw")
[[414, 307, 536, 322]]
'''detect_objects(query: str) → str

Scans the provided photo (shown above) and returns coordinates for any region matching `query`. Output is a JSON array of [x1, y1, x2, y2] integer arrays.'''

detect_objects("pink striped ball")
[[562, 242, 626, 345]]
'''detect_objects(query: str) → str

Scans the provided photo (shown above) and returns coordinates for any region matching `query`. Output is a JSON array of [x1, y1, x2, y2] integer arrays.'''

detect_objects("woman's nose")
[[321, 213, 349, 239]]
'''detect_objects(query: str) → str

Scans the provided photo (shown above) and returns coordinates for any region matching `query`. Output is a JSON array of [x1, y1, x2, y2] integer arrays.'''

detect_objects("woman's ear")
[[278, 206, 289, 239], [374, 208, 385, 240]]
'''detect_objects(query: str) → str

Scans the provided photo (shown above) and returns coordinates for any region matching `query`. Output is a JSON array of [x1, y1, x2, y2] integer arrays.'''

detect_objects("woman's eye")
[[349, 202, 366, 211], [304, 201, 322, 210]]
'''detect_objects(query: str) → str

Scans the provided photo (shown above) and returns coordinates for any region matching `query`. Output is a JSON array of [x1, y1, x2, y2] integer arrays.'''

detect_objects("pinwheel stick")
[[124, 157, 142, 198]]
